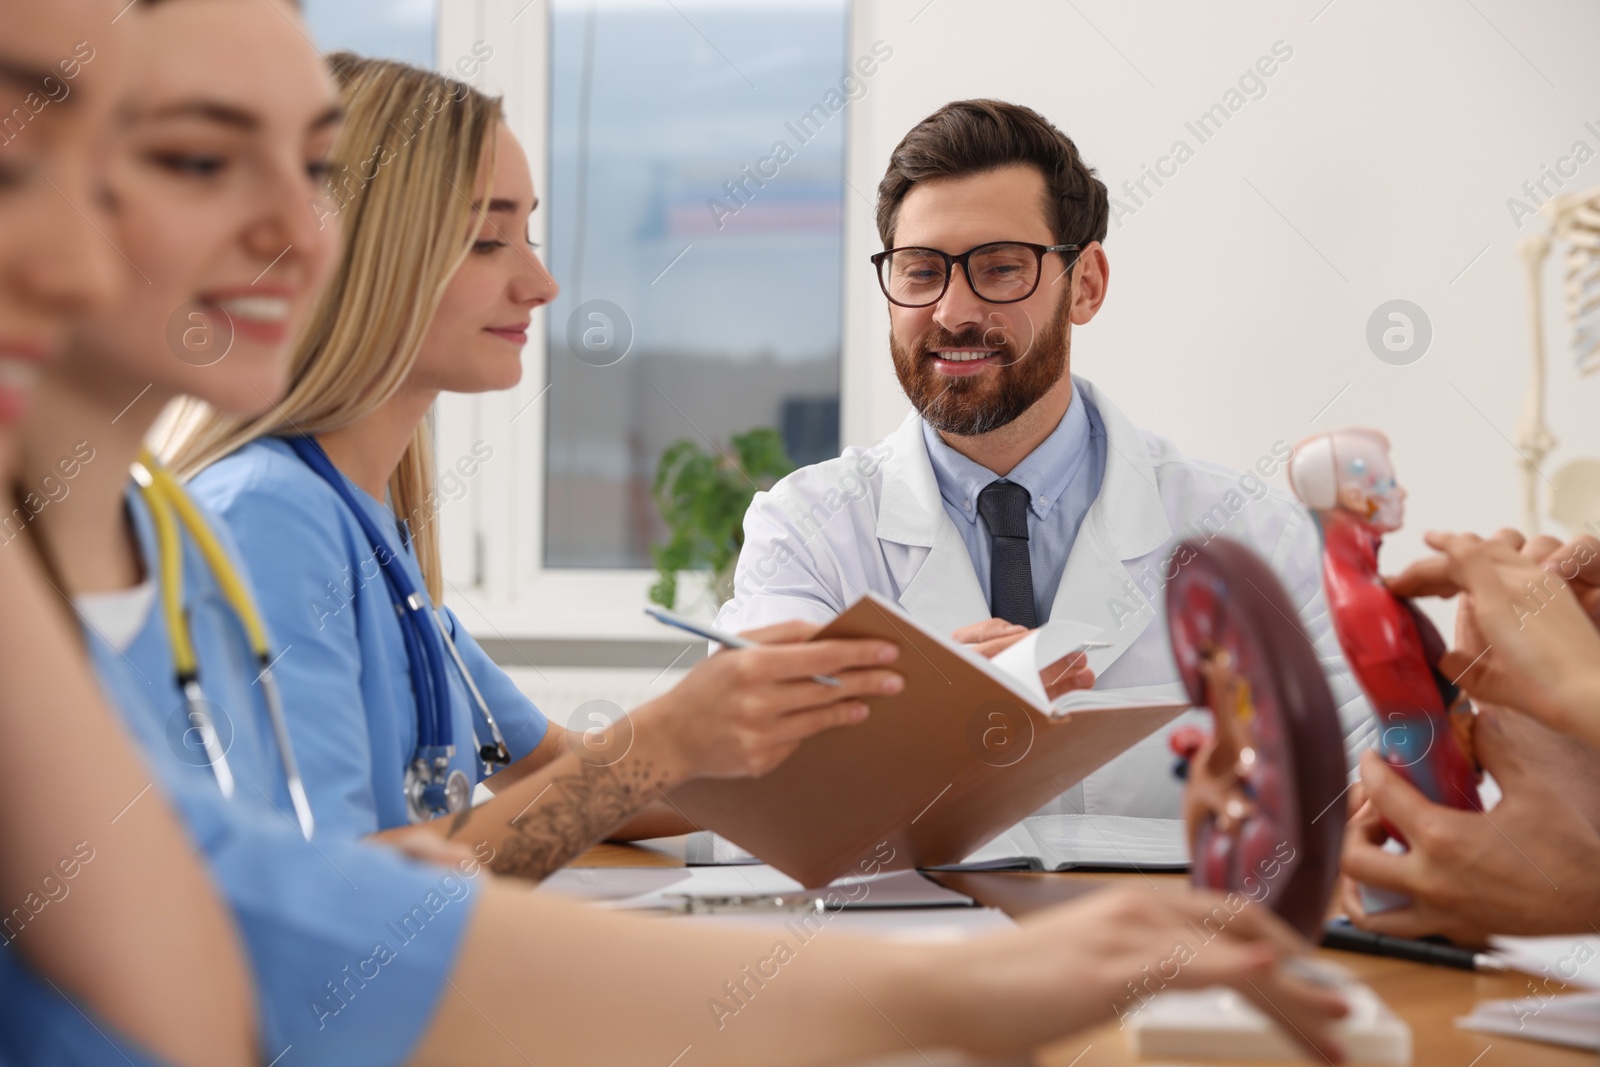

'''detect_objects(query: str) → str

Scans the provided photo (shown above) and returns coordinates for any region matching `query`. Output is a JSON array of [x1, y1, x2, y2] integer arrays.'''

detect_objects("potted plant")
[[649, 427, 794, 611]]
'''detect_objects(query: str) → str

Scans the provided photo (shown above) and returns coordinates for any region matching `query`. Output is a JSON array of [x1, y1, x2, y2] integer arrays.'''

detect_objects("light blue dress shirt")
[[921, 381, 1107, 623], [190, 436, 549, 838], [73, 486, 480, 1066]]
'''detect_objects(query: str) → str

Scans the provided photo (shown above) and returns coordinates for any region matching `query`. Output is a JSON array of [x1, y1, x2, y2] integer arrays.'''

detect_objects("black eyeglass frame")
[[869, 241, 1082, 308]]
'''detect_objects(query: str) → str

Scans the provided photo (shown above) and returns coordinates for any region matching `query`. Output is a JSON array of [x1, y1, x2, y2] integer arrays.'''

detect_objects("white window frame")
[[435, 0, 888, 640]]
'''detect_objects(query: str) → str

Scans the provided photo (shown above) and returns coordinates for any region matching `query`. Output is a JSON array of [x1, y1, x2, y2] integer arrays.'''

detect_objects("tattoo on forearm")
[[473, 757, 663, 880]]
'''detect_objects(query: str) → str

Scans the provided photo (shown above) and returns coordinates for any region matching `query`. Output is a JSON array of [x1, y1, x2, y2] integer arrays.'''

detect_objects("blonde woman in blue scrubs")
[[164, 52, 906, 877], [0, 1, 253, 1064], [21, 5, 1349, 1060]]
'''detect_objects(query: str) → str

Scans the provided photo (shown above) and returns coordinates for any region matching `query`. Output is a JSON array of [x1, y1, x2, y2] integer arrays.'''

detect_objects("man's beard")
[[889, 292, 1071, 438]]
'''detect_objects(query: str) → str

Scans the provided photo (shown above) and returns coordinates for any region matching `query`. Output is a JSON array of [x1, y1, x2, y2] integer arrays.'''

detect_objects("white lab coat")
[[717, 375, 1374, 819]]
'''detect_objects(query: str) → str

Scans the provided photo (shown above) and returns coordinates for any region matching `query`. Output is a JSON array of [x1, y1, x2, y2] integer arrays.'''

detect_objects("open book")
[[690, 814, 1190, 873], [928, 814, 1189, 872], [692, 811, 1190, 872], [667, 593, 1192, 887]]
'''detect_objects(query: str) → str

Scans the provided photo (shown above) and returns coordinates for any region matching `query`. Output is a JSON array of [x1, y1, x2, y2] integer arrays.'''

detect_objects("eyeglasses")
[[870, 241, 1081, 308]]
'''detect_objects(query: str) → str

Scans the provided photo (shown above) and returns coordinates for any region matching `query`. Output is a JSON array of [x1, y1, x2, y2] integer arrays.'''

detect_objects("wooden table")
[[573, 844, 1590, 1066], [940, 871, 1591, 1067]]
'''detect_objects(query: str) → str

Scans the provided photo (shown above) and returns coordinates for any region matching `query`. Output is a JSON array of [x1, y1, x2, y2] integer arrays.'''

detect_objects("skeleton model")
[[1515, 183, 1600, 535]]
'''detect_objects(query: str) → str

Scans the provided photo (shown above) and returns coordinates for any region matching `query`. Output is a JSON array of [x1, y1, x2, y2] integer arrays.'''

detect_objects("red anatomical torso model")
[[1311, 479, 1481, 823]]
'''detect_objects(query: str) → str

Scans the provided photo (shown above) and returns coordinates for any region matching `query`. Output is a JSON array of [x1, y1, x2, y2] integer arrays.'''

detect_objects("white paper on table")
[[603, 864, 974, 911], [534, 867, 694, 903], [1489, 935, 1600, 989], [688, 906, 1017, 942], [1457, 991, 1600, 1050]]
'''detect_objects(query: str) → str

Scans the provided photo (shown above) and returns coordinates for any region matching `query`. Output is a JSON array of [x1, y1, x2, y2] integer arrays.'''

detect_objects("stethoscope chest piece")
[[405, 755, 473, 824], [286, 435, 510, 829]]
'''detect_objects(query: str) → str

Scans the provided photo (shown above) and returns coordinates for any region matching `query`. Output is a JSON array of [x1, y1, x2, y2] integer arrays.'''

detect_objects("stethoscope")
[[284, 436, 510, 824], [130, 449, 316, 841]]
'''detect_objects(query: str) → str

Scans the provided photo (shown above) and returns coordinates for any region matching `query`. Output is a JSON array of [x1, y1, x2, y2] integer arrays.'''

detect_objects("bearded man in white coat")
[[716, 100, 1374, 822]]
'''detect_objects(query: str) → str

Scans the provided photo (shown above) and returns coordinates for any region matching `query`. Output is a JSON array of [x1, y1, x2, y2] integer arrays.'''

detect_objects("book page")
[[854, 593, 1192, 717], [1026, 814, 1189, 870], [937, 815, 1189, 872], [1052, 680, 1192, 715], [986, 619, 1105, 707], [854, 592, 1049, 710], [925, 825, 1044, 872]]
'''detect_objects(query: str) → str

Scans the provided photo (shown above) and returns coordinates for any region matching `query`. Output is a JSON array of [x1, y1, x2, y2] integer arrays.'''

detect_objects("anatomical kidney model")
[[1164, 537, 1348, 938]]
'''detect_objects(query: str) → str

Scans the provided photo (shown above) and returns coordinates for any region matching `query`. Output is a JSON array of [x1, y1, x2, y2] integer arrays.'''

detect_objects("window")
[[543, 0, 848, 569], [301, 0, 436, 67]]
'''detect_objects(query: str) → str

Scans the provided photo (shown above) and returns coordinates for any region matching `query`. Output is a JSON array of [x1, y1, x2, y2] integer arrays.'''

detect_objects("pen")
[[1321, 918, 1507, 973], [644, 606, 843, 687]]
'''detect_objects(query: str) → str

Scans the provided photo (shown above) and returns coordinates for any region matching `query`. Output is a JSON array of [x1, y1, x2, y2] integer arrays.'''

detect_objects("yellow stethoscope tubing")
[[132, 450, 315, 841]]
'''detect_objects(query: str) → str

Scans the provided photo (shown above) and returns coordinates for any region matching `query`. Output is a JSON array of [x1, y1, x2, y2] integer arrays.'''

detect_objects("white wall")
[[442, 0, 1600, 643], [841, 0, 1600, 601]]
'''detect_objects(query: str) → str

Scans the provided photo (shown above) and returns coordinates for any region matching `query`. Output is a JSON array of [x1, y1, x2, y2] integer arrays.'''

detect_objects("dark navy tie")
[[977, 480, 1038, 628]]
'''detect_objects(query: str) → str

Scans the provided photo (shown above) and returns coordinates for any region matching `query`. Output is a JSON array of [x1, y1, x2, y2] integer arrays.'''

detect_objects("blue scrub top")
[[75, 485, 478, 1067], [0, 951, 168, 1066], [189, 437, 549, 839]]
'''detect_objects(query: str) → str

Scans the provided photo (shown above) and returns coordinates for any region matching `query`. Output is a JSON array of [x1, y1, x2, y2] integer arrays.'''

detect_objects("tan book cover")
[[666, 593, 1190, 887]]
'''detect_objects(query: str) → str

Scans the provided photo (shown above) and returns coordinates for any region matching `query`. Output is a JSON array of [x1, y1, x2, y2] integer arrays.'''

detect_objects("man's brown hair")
[[875, 98, 1108, 251]]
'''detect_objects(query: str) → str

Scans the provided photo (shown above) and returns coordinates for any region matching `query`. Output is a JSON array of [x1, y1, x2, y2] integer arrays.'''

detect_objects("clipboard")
[[666, 593, 1190, 887]]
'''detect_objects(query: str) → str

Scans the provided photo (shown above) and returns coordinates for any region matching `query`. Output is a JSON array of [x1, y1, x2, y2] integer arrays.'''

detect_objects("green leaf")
[[650, 426, 795, 609]]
